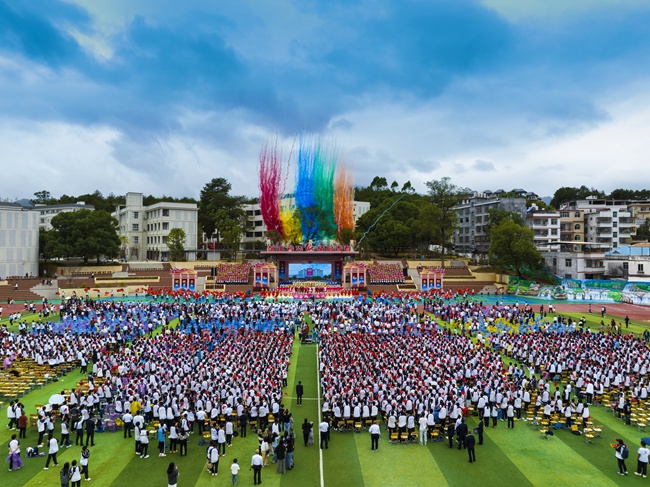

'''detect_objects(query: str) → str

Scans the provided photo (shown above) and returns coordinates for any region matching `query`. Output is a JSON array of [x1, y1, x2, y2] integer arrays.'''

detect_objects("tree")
[[486, 209, 524, 233], [59, 190, 117, 213], [425, 177, 470, 267], [338, 227, 354, 246], [221, 225, 242, 260], [488, 219, 543, 278], [527, 199, 550, 210], [31, 190, 52, 205], [609, 188, 650, 200], [550, 186, 605, 209], [296, 205, 332, 243], [119, 235, 129, 260], [411, 204, 440, 247], [39, 230, 57, 262], [167, 228, 187, 261], [143, 194, 197, 206], [369, 176, 388, 191], [637, 220, 650, 239], [354, 199, 421, 255], [198, 178, 246, 241], [48, 209, 120, 263], [390, 181, 399, 191], [401, 181, 415, 194]]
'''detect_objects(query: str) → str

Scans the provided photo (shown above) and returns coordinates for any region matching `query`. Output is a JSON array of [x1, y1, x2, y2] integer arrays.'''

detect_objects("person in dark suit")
[[446, 422, 455, 449], [296, 381, 304, 406], [465, 433, 476, 463], [302, 418, 312, 446], [85, 418, 95, 447], [456, 419, 468, 450], [239, 411, 248, 438], [476, 419, 484, 445]]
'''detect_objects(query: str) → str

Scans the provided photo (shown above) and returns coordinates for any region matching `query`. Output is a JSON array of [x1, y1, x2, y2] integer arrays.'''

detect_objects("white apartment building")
[[113, 192, 198, 261], [525, 209, 560, 252], [561, 199, 635, 250], [241, 197, 370, 244], [0, 203, 39, 278], [34, 202, 95, 230], [585, 209, 635, 249]]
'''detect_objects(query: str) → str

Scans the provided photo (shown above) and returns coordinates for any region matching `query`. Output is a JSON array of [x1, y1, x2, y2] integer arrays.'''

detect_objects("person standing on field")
[[369, 421, 381, 451], [296, 381, 304, 406]]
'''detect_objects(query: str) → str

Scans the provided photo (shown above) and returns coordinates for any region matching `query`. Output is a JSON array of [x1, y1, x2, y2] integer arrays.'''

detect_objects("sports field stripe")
[[316, 342, 324, 487], [355, 425, 449, 487], [488, 418, 620, 487], [321, 429, 365, 486], [430, 416, 533, 487], [281, 339, 321, 487]]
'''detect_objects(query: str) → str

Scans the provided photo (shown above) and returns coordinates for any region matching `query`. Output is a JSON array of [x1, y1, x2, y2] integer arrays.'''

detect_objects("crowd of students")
[[213, 263, 252, 284], [366, 263, 405, 284], [3, 290, 650, 482], [3, 295, 297, 482]]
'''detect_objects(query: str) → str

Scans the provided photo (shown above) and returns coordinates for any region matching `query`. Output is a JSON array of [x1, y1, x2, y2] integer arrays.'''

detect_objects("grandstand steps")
[[0, 278, 48, 304], [366, 284, 400, 293], [124, 261, 165, 271], [407, 268, 421, 289]]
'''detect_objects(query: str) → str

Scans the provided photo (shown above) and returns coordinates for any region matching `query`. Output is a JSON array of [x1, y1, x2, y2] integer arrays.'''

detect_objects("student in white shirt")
[[251, 449, 263, 485], [139, 430, 150, 458], [369, 421, 381, 451], [70, 460, 82, 486], [44, 436, 59, 469], [637, 441, 650, 478], [419, 414, 428, 445], [231, 458, 241, 485]]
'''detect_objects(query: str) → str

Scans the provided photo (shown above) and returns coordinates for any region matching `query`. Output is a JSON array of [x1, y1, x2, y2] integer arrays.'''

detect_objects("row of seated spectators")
[[213, 262, 252, 284], [367, 263, 404, 284]]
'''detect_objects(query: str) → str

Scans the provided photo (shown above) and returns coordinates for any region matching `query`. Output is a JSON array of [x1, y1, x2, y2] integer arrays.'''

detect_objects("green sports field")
[[1, 310, 646, 487]]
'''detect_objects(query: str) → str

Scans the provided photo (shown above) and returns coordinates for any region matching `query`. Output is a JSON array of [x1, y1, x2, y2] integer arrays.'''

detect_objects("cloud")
[[406, 159, 441, 173], [0, 1, 90, 68], [329, 118, 353, 131], [2, 0, 650, 199], [472, 159, 495, 171]]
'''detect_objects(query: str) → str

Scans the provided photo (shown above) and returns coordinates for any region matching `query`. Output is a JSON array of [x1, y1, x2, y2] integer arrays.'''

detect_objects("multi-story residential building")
[[605, 243, 650, 280], [585, 209, 635, 249], [34, 202, 95, 230], [525, 208, 560, 252], [452, 194, 527, 255], [559, 209, 585, 251], [243, 203, 265, 242], [113, 192, 198, 261], [0, 202, 39, 278], [240, 197, 371, 244], [560, 198, 635, 250], [628, 201, 650, 225]]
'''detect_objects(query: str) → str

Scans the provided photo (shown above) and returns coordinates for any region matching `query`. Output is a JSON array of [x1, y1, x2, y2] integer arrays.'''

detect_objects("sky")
[[1, 0, 650, 202]]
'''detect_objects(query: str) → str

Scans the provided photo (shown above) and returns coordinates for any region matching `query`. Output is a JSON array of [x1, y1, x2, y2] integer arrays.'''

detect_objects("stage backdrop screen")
[[288, 263, 332, 281]]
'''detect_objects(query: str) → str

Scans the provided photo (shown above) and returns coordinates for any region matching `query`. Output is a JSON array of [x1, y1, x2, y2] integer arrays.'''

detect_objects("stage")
[[259, 244, 358, 288]]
